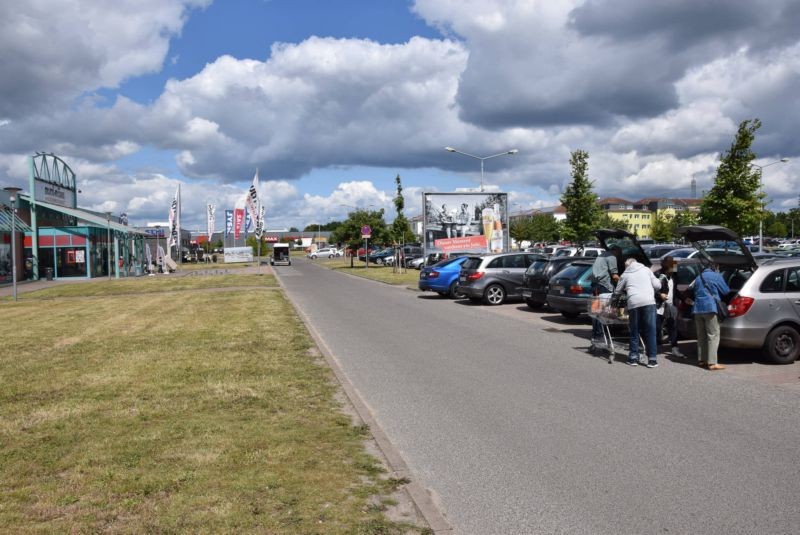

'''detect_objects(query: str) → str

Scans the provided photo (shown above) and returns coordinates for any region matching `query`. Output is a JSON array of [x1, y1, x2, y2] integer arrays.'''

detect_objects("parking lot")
[[442, 295, 800, 388]]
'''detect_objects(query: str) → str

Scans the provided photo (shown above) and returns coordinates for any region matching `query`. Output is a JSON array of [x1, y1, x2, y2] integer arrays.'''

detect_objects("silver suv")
[[457, 252, 542, 305]]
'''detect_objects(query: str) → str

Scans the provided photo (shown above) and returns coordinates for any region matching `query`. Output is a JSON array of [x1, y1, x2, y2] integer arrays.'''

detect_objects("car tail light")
[[466, 271, 484, 281], [429, 271, 440, 279], [569, 285, 584, 294], [727, 295, 754, 318]]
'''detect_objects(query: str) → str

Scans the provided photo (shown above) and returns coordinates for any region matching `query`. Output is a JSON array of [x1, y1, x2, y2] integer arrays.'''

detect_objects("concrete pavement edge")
[[273, 269, 453, 534]]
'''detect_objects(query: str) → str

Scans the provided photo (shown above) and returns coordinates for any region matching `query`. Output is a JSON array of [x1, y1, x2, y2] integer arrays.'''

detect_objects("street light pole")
[[751, 158, 789, 253], [445, 147, 519, 192], [4, 187, 22, 301], [105, 211, 112, 279]]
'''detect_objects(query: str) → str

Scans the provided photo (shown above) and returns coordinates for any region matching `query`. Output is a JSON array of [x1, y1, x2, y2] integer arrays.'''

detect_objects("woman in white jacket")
[[614, 258, 662, 367]]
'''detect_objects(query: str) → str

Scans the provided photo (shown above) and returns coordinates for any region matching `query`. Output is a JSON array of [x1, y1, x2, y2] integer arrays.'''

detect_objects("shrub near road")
[[0, 275, 419, 533]]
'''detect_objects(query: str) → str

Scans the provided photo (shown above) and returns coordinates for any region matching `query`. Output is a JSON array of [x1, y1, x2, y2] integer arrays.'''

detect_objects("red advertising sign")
[[233, 208, 244, 239], [434, 235, 487, 252]]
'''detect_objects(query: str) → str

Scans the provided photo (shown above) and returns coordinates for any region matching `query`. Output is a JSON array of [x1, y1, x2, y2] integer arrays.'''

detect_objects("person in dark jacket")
[[655, 257, 683, 357], [589, 246, 622, 345], [687, 265, 730, 370]]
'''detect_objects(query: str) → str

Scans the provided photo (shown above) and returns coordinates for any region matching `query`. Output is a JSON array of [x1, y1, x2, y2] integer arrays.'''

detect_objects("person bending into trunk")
[[614, 257, 662, 368], [590, 245, 622, 345]]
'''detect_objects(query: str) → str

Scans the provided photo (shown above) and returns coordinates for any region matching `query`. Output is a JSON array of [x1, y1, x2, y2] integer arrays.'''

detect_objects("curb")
[[273, 268, 452, 534]]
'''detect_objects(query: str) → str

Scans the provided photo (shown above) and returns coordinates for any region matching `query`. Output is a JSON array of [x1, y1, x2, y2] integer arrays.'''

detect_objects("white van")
[[271, 243, 291, 266]]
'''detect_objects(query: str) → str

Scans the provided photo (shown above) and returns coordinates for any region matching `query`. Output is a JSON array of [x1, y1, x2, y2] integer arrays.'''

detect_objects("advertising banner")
[[207, 203, 215, 240], [422, 192, 508, 254], [233, 208, 244, 239], [434, 235, 488, 253], [245, 170, 260, 225], [224, 210, 233, 237], [223, 246, 254, 263]]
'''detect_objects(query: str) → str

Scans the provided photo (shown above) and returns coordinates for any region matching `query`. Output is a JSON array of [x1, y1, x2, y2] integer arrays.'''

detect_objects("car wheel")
[[483, 284, 506, 306], [561, 310, 581, 319], [328, 254, 334, 258], [763, 325, 800, 364], [448, 281, 466, 299], [376, 258, 384, 265], [525, 298, 543, 310]]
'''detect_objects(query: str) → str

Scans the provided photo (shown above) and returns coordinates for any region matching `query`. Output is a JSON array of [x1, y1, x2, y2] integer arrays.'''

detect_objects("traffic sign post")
[[361, 225, 372, 269]]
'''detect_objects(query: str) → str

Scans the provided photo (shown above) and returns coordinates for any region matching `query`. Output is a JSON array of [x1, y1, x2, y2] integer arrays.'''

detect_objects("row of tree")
[[547, 118, 796, 245]]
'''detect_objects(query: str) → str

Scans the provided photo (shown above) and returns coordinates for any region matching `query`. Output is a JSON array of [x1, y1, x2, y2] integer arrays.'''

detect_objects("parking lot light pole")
[[445, 147, 518, 192], [751, 158, 789, 253], [4, 186, 22, 301], [105, 211, 113, 279]]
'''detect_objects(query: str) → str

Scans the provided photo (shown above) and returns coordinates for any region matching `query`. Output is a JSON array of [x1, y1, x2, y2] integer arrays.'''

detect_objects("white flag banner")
[[207, 203, 216, 240], [255, 204, 265, 238], [245, 169, 260, 225], [145, 243, 152, 265], [167, 185, 179, 249]]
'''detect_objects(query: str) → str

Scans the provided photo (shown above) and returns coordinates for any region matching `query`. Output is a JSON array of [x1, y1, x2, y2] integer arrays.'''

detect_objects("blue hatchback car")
[[418, 256, 469, 298]]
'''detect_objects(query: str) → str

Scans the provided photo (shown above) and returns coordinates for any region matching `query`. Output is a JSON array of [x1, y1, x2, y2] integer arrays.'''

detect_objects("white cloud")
[[0, 0, 209, 119]]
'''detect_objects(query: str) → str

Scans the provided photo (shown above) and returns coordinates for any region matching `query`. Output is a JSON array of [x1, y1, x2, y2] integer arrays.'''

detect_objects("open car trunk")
[[673, 225, 758, 270], [594, 228, 651, 267]]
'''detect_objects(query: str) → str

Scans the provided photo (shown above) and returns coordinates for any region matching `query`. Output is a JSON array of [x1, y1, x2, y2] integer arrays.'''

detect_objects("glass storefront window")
[[57, 247, 88, 277]]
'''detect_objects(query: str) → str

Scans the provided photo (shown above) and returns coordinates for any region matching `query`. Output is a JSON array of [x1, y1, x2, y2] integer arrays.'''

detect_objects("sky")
[[1, 0, 798, 232]]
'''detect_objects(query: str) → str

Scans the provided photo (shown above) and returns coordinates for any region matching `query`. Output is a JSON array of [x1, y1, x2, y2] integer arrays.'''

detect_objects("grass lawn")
[[314, 258, 420, 287], [0, 277, 423, 533]]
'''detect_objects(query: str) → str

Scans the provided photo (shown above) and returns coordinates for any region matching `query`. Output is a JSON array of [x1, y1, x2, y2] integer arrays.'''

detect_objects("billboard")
[[422, 192, 509, 255]]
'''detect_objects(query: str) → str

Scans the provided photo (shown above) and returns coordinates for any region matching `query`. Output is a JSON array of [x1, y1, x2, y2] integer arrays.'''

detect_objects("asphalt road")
[[276, 259, 800, 535]]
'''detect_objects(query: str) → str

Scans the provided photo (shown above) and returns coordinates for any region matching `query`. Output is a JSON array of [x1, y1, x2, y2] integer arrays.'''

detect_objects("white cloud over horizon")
[[0, 0, 798, 231]]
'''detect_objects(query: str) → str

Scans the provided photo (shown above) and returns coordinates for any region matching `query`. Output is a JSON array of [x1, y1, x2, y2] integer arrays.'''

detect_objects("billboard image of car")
[[422, 192, 509, 255]]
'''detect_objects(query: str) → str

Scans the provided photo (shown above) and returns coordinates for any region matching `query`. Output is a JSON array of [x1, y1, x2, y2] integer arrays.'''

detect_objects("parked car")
[[418, 256, 470, 298], [643, 244, 680, 259], [552, 247, 604, 258], [457, 252, 544, 305], [369, 248, 396, 265], [408, 256, 427, 269], [520, 255, 592, 309], [545, 228, 654, 318], [545, 260, 596, 318], [307, 247, 340, 259], [673, 225, 799, 364], [424, 251, 471, 267]]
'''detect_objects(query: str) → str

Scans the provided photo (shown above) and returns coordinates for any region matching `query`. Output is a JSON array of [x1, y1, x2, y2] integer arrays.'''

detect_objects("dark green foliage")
[[331, 209, 390, 249], [510, 214, 562, 243], [560, 150, 600, 243], [596, 213, 629, 233], [699, 119, 763, 235], [389, 174, 414, 243]]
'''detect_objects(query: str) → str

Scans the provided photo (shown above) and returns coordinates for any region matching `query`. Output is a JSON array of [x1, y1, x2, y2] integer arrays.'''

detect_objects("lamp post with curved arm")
[[751, 158, 789, 253], [4, 187, 22, 300], [445, 147, 518, 192]]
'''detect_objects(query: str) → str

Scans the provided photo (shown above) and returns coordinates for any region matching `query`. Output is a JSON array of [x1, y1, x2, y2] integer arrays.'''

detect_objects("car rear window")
[[526, 260, 548, 275], [461, 257, 483, 270], [552, 264, 590, 280]]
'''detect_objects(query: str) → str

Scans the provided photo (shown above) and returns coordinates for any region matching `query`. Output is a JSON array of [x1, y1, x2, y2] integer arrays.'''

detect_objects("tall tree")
[[560, 150, 600, 243], [332, 208, 390, 249], [649, 212, 673, 242], [699, 119, 763, 235], [390, 174, 414, 243], [529, 214, 562, 243]]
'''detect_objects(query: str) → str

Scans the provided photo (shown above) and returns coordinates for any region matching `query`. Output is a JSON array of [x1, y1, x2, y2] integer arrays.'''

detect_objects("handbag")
[[700, 271, 728, 322]]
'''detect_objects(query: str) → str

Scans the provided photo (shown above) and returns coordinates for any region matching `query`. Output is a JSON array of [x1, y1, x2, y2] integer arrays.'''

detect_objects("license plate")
[[421, 273, 427, 279], [459, 276, 466, 282], [521, 289, 531, 298]]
